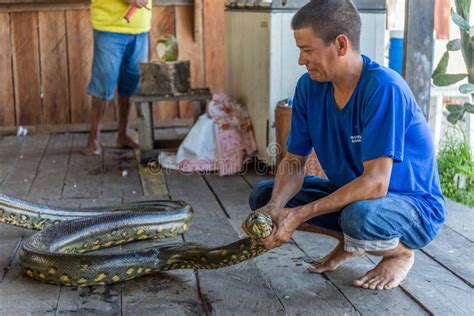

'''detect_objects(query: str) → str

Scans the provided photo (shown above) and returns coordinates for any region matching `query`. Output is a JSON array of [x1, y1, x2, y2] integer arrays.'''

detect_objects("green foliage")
[[432, 0, 473, 125], [437, 130, 474, 207]]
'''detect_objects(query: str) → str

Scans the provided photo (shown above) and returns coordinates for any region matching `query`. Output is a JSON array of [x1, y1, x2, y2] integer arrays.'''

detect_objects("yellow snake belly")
[[0, 193, 271, 287]]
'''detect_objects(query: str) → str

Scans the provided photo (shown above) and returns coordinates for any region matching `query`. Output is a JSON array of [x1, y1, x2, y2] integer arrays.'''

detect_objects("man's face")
[[294, 27, 338, 82]]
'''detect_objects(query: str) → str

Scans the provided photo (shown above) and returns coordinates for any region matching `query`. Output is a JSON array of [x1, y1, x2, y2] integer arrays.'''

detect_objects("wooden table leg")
[[135, 101, 154, 162]]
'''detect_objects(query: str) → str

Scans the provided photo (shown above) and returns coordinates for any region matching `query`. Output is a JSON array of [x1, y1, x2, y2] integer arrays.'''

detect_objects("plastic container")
[[388, 30, 404, 75]]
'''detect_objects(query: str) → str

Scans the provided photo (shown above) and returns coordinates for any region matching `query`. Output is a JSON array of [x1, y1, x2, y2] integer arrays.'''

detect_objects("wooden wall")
[[0, 0, 225, 128]]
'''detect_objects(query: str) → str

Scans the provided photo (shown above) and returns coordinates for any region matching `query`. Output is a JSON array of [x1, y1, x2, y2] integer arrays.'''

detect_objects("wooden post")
[[136, 101, 155, 152], [403, 0, 435, 120]]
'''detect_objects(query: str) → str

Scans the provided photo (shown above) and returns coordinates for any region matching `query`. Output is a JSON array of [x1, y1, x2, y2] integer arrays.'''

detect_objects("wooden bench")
[[131, 88, 212, 164]]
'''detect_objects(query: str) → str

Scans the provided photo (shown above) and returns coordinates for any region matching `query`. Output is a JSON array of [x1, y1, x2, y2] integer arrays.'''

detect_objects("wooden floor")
[[0, 132, 473, 316]]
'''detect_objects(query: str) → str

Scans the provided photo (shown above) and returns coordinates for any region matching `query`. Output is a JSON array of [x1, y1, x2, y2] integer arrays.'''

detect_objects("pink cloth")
[[178, 92, 257, 175]]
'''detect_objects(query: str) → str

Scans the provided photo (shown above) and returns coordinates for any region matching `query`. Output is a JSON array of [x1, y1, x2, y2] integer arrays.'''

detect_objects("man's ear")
[[334, 34, 349, 56]]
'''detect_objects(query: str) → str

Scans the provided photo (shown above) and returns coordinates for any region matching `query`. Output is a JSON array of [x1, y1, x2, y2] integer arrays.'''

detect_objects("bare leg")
[[81, 96, 106, 156], [353, 242, 414, 290], [116, 95, 139, 149], [298, 223, 364, 273]]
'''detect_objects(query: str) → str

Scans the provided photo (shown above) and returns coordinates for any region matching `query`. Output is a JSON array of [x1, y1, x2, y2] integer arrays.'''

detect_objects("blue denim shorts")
[[249, 176, 433, 252], [87, 30, 149, 101]]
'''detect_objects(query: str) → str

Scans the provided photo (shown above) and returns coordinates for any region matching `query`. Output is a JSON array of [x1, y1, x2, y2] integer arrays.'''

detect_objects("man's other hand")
[[125, 0, 149, 8]]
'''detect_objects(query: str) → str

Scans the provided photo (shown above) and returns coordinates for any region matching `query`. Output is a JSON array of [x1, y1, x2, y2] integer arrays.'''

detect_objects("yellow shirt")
[[91, 0, 152, 34]]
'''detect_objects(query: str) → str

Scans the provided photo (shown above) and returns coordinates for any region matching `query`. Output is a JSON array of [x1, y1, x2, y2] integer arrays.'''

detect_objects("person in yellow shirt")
[[82, 0, 152, 155]]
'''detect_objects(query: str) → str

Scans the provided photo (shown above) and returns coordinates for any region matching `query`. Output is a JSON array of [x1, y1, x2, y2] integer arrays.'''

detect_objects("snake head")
[[246, 212, 273, 239]]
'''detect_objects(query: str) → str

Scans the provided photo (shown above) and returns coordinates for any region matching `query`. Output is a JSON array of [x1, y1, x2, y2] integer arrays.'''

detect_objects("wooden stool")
[[131, 88, 212, 164]]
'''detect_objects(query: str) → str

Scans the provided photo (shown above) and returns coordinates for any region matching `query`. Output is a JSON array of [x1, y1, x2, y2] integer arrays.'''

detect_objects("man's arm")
[[260, 156, 393, 249]]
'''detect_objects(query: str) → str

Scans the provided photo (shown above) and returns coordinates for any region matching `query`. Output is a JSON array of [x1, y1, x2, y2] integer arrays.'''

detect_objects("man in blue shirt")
[[243, 0, 446, 290]]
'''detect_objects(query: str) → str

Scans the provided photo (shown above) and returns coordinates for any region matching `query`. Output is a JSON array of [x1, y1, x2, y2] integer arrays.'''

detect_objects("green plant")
[[437, 129, 474, 207], [432, 0, 473, 124]]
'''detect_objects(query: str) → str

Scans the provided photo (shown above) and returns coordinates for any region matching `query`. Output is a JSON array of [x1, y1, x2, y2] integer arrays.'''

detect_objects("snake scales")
[[0, 193, 273, 287]]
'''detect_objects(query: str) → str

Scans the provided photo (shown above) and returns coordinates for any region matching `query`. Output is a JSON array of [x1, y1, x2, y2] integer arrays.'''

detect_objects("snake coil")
[[0, 193, 272, 287]]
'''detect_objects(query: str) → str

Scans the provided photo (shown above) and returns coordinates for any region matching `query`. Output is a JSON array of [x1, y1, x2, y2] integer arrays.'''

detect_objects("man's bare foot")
[[80, 140, 101, 156], [117, 135, 139, 150], [308, 242, 364, 273], [353, 249, 414, 290]]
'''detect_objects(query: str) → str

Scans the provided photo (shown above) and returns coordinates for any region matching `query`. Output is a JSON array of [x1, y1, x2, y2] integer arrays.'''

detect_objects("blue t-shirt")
[[287, 55, 446, 238]]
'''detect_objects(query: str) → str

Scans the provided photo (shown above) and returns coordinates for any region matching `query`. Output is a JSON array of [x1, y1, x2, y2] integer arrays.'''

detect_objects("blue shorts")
[[248, 176, 434, 252], [87, 30, 149, 101]]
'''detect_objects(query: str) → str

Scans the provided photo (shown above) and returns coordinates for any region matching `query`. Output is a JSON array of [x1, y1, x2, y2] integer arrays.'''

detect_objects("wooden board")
[[38, 10, 70, 124], [445, 199, 474, 241], [175, 5, 205, 119], [11, 11, 42, 125], [0, 136, 24, 185], [0, 134, 50, 198], [66, 9, 92, 124], [203, 0, 225, 91], [204, 175, 358, 315], [165, 171, 284, 315], [0, 13, 16, 126], [62, 133, 103, 199], [28, 133, 73, 200], [150, 6, 178, 121]]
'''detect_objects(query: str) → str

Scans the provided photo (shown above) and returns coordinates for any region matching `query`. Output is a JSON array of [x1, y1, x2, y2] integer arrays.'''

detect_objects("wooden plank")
[[175, 5, 205, 119], [205, 174, 358, 315], [102, 147, 143, 199], [445, 199, 474, 241], [0, 134, 49, 198], [203, 0, 225, 91], [149, 6, 178, 121], [165, 171, 284, 315], [422, 226, 474, 287], [0, 13, 16, 127], [66, 9, 92, 124], [403, 0, 435, 119], [384, 251, 474, 315], [62, 133, 103, 199], [38, 10, 70, 124], [11, 11, 41, 125], [0, 119, 193, 135], [292, 232, 428, 315], [0, 136, 24, 185], [28, 133, 73, 200]]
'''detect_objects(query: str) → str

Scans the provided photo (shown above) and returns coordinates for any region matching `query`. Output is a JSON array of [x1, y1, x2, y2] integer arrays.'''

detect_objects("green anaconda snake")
[[0, 193, 273, 287]]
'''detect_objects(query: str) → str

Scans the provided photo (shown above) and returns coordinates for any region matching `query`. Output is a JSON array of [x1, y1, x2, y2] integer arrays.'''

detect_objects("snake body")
[[0, 193, 272, 287]]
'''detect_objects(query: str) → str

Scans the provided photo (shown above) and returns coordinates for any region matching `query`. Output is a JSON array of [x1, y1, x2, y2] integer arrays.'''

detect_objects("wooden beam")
[[403, 0, 435, 119]]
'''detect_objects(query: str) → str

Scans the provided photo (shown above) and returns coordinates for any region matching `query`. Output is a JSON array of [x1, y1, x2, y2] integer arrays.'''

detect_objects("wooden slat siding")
[[375, 251, 474, 315], [292, 232, 428, 315], [121, 196, 204, 315], [0, 136, 23, 185], [149, 6, 178, 121], [0, 13, 15, 126], [165, 171, 285, 315], [11, 11, 42, 125], [445, 200, 474, 241], [423, 226, 474, 286], [66, 9, 92, 124], [62, 133, 103, 198], [0, 134, 49, 198], [28, 133, 73, 200], [38, 10, 70, 124], [204, 175, 358, 315], [203, 0, 225, 91], [175, 5, 205, 119]]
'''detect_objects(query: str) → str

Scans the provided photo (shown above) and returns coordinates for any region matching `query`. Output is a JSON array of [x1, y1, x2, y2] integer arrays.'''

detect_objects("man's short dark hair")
[[291, 0, 362, 52]]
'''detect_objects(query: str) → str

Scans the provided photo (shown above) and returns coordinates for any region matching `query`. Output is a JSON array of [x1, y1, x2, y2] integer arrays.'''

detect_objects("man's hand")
[[259, 208, 300, 249], [124, 0, 149, 8], [242, 205, 301, 250]]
